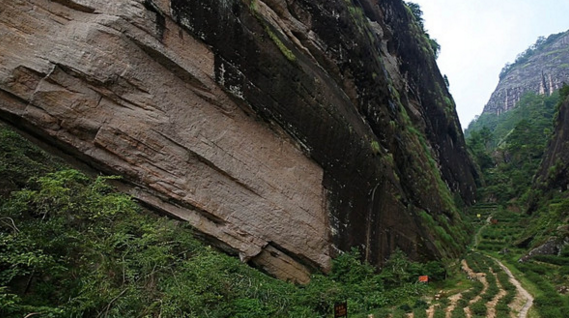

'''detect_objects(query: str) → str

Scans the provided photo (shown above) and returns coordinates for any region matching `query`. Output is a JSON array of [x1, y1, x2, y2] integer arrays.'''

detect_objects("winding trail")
[[492, 257, 534, 318], [473, 208, 533, 318], [473, 215, 493, 249], [444, 291, 463, 318], [419, 207, 534, 318]]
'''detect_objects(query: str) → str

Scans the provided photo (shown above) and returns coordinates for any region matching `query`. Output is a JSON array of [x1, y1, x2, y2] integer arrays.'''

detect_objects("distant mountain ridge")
[[482, 30, 569, 116]]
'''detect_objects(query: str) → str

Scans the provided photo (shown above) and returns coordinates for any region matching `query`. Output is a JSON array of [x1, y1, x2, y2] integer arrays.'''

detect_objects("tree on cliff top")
[[406, 2, 440, 59]]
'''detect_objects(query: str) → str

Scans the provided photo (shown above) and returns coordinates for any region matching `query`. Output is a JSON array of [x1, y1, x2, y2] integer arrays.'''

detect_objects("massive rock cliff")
[[483, 30, 569, 115], [0, 0, 477, 282]]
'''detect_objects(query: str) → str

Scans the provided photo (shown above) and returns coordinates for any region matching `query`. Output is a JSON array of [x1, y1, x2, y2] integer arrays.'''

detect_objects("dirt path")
[[426, 304, 435, 318], [444, 292, 463, 318], [438, 260, 489, 318], [474, 215, 493, 249], [474, 212, 533, 318], [492, 258, 533, 318]]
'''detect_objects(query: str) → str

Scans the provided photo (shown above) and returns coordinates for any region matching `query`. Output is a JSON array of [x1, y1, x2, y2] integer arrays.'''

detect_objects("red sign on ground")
[[419, 275, 429, 283]]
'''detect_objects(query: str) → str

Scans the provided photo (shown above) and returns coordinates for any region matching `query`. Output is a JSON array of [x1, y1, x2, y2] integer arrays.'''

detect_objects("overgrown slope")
[[466, 91, 560, 203], [0, 123, 446, 317], [520, 87, 569, 245]]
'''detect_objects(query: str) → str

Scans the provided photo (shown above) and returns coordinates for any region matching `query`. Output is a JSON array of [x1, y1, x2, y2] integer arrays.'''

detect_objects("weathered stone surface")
[[519, 237, 569, 262], [0, 0, 328, 283], [0, 0, 477, 281], [483, 30, 569, 115]]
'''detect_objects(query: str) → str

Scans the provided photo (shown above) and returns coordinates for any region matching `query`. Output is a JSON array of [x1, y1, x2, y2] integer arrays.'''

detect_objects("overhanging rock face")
[[0, 0, 477, 282], [0, 0, 329, 283]]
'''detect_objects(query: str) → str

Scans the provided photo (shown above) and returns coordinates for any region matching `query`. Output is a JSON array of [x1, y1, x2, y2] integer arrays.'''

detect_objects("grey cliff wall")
[[483, 30, 569, 115]]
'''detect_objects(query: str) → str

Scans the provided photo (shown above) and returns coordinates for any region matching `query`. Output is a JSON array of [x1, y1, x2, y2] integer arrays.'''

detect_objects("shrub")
[[413, 307, 428, 318], [433, 306, 446, 318], [450, 306, 466, 318], [0, 124, 439, 318], [470, 301, 487, 316]]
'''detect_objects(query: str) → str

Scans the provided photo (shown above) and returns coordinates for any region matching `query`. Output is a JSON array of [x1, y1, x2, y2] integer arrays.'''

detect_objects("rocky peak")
[[0, 0, 476, 282], [483, 30, 569, 115]]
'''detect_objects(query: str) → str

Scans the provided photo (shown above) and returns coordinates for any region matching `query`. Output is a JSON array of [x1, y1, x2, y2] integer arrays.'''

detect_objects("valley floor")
[[399, 253, 532, 318], [394, 205, 538, 318]]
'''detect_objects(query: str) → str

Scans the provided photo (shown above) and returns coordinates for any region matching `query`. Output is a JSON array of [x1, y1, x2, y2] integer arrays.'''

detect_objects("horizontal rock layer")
[[0, 0, 477, 281]]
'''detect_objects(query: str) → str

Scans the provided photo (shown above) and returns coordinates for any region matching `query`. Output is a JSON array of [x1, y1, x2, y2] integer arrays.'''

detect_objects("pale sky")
[[411, 0, 569, 128]]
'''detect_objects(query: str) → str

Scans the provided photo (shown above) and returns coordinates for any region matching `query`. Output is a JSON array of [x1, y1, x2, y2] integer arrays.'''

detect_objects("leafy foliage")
[[0, 128, 63, 197], [473, 202, 569, 317], [405, 2, 440, 59], [465, 91, 560, 204], [0, 124, 441, 317]]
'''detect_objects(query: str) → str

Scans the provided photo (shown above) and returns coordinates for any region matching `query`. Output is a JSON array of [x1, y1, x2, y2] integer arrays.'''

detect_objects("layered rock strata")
[[0, 0, 477, 282]]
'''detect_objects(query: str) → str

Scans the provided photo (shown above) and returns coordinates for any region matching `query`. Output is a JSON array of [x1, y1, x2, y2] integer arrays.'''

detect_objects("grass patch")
[[265, 26, 296, 62]]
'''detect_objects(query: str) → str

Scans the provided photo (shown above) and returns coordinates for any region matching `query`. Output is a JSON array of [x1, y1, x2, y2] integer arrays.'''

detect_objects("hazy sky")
[[411, 0, 569, 128]]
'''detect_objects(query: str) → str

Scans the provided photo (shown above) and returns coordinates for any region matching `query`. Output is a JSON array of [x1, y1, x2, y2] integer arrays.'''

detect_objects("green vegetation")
[[0, 124, 447, 317], [432, 305, 445, 318], [450, 307, 466, 318], [465, 91, 560, 205], [495, 271, 515, 318], [466, 87, 569, 315], [405, 2, 441, 59], [514, 260, 569, 317], [370, 140, 380, 154], [265, 26, 296, 62], [473, 203, 569, 317]]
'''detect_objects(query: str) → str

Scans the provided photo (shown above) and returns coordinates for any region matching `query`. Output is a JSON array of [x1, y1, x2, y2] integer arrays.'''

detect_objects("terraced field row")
[[437, 253, 525, 318], [474, 204, 569, 317], [397, 252, 526, 318]]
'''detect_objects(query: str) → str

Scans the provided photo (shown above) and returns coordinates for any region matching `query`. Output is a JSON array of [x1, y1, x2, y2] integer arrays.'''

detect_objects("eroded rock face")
[[519, 237, 569, 262], [483, 30, 569, 115], [0, 0, 477, 282]]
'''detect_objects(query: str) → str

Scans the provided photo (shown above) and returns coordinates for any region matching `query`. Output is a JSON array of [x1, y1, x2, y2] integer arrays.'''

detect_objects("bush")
[[470, 301, 487, 316], [450, 306, 466, 318], [391, 308, 408, 318], [432, 306, 446, 318], [398, 303, 412, 313], [0, 124, 439, 317], [413, 299, 428, 309], [413, 307, 428, 318]]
